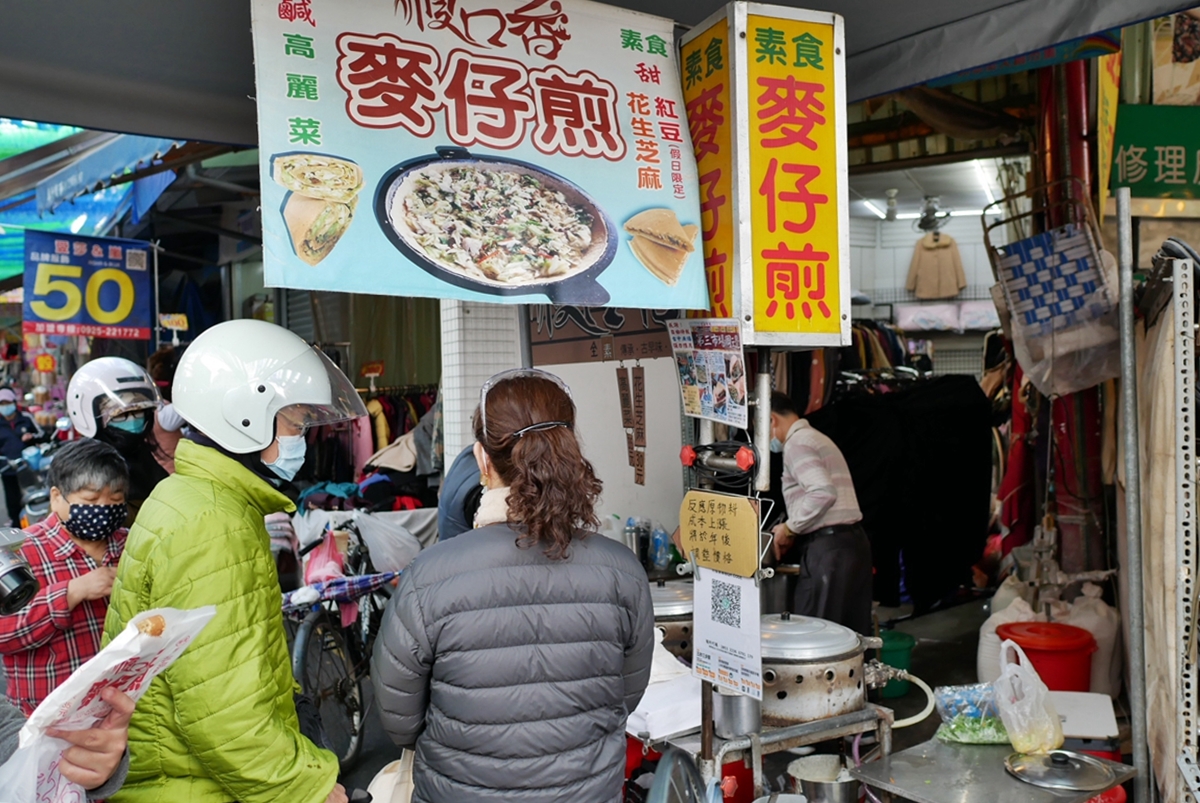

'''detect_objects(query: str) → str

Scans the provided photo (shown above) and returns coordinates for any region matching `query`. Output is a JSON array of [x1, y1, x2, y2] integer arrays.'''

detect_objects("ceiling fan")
[[916, 195, 951, 232]]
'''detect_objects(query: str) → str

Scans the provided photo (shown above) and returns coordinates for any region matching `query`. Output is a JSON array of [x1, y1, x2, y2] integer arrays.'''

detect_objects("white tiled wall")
[[849, 216, 1004, 301], [439, 300, 522, 463]]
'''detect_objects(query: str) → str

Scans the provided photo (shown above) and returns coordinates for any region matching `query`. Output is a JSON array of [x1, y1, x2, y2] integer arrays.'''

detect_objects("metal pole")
[[754, 347, 772, 492], [1117, 187, 1149, 803], [517, 304, 533, 369], [152, 242, 161, 352]]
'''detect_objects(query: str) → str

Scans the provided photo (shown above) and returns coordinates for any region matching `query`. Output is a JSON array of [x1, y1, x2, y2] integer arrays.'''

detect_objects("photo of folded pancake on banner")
[[624, 209, 697, 286], [272, 152, 364, 265], [283, 193, 358, 267], [273, 153, 364, 202]]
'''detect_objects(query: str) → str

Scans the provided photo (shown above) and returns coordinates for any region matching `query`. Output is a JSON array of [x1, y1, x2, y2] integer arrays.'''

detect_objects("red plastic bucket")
[[996, 622, 1097, 692]]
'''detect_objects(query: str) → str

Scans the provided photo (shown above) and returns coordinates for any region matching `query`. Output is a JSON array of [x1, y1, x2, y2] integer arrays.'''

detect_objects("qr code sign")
[[711, 578, 741, 629], [126, 249, 148, 271]]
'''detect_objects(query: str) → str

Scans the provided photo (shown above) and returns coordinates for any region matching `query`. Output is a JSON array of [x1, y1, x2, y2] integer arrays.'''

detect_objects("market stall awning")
[[35, 134, 182, 214], [0, 0, 1192, 146]]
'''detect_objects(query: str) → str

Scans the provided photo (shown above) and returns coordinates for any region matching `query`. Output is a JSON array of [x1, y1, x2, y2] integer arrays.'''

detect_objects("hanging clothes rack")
[[356, 382, 439, 397]]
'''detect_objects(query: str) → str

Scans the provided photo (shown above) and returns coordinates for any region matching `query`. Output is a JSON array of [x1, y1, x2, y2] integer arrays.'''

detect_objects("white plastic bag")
[[294, 510, 421, 573], [367, 751, 414, 803], [994, 639, 1064, 754], [1061, 582, 1122, 698], [0, 606, 216, 803]]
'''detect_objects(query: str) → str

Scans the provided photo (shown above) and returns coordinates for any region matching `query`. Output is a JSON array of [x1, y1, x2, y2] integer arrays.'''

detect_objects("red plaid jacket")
[[0, 514, 126, 716]]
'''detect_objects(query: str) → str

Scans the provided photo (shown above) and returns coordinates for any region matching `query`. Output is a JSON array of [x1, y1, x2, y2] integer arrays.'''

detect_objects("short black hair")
[[48, 439, 129, 497], [770, 391, 800, 417]]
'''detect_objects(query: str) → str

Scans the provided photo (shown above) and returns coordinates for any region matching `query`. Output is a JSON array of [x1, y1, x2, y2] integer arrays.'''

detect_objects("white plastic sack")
[[1061, 583, 1122, 698], [959, 300, 1001, 331], [977, 597, 1043, 684], [990, 574, 1026, 616], [368, 751, 415, 803], [294, 510, 422, 573], [896, 302, 961, 332], [0, 607, 216, 803], [994, 640, 1064, 755]]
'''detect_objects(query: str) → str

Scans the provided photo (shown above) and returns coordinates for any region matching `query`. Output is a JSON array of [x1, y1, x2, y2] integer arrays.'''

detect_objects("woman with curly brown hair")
[[371, 369, 655, 803]]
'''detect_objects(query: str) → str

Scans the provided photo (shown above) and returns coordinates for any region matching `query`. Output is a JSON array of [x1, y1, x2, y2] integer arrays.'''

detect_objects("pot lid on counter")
[[1005, 751, 1116, 792], [650, 579, 693, 618], [760, 612, 862, 661]]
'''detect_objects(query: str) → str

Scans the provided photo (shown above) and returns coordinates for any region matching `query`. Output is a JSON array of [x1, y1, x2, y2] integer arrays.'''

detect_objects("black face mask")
[[99, 418, 149, 453], [64, 503, 128, 541]]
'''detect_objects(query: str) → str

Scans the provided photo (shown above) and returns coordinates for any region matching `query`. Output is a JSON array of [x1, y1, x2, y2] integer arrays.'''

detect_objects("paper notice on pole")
[[667, 318, 748, 429], [692, 568, 762, 700]]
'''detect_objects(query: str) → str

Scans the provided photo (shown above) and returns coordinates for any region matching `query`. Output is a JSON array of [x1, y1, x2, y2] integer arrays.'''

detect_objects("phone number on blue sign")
[[24, 322, 149, 339]]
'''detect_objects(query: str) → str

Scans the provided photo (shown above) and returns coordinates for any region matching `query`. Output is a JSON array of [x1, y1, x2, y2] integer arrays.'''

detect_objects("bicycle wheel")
[[292, 608, 365, 770]]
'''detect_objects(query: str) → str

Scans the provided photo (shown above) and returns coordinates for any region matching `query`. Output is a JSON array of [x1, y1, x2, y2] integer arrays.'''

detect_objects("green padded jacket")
[[102, 439, 337, 803]]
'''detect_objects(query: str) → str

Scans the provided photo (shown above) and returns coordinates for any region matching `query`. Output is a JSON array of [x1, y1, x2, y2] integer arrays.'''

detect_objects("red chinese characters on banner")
[[762, 244, 830, 321], [756, 76, 825, 149], [336, 34, 625, 157], [279, 0, 315, 27], [705, 248, 729, 315], [337, 33, 442, 134], [530, 66, 625, 159], [442, 51, 535, 148], [758, 159, 826, 235], [687, 85, 724, 161], [394, 0, 570, 60], [755, 77, 830, 323]]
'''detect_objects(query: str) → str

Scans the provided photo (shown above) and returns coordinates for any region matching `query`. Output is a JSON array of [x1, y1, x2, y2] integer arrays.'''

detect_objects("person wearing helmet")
[[65, 358, 167, 518], [102, 320, 365, 803], [0, 387, 44, 525]]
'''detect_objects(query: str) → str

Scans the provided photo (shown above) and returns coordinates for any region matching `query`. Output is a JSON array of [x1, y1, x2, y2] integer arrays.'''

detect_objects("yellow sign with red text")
[[746, 14, 840, 336], [1098, 52, 1122, 224], [681, 19, 735, 320], [681, 3, 848, 348]]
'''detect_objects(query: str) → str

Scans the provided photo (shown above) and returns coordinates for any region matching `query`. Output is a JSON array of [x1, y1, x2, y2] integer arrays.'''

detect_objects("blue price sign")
[[23, 231, 152, 340]]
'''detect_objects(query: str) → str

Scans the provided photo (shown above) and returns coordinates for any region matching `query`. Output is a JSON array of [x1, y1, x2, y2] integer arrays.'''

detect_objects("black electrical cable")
[[691, 440, 759, 492]]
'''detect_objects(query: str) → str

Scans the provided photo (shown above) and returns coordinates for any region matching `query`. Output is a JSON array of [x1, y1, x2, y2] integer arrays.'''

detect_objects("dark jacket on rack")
[[371, 522, 655, 803]]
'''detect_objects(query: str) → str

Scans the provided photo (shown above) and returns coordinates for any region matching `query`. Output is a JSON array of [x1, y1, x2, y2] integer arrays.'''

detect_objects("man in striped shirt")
[[769, 392, 873, 635]]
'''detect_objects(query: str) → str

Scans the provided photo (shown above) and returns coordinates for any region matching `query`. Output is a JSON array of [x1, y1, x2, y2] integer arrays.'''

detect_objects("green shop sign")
[[1111, 104, 1200, 199]]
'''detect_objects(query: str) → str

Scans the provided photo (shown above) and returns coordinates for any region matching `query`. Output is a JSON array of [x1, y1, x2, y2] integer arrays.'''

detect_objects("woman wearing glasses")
[[372, 369, 655, 803]]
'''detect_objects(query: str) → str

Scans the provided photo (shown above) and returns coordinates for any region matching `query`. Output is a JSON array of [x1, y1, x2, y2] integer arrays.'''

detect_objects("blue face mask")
[[769, 437, 784, 454], [0, 404, 15, 418], [264, 434, 306, 481], [108, 416, 148, 434]]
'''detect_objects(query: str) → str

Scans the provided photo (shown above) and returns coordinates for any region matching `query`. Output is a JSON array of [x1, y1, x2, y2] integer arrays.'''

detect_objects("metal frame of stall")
[[643, 347, 896, 800]]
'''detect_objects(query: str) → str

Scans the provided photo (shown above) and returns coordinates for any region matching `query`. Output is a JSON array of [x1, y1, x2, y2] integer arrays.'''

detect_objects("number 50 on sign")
[[22, 231, 153, 340]]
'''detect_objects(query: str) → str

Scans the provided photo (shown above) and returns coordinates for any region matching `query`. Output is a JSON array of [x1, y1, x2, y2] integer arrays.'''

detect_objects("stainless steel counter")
[[850, 740, 1135, 803]]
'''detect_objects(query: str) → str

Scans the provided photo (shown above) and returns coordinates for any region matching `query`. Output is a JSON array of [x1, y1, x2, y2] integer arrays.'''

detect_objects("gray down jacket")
[[371, 522, 655, 803]]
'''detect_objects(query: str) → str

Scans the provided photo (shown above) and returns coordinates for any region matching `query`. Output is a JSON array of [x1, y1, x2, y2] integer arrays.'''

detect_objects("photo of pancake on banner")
[[624, 208, 699, 287]]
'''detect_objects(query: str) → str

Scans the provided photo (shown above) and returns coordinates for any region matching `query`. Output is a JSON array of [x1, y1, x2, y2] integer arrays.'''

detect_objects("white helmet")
[[67, 357, 163, 438], [172, 319, 367, 454]]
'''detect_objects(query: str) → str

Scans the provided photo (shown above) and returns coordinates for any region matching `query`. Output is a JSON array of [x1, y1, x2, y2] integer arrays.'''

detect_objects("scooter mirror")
[[56, 416, 72, 432], [0, 527, 38, 614]]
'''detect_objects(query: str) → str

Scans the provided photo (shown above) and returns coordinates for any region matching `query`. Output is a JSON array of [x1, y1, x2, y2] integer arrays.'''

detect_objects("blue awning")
[[36, 134, 182, 214]]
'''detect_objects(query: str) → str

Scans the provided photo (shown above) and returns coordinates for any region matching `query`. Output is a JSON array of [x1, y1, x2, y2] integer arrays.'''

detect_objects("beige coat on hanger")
[[906, 232, 966, 299]]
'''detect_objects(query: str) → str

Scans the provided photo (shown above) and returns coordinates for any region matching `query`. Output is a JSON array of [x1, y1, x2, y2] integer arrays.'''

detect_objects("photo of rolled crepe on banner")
[[272, 152, 364, 265], [624, 208, 698, 287]]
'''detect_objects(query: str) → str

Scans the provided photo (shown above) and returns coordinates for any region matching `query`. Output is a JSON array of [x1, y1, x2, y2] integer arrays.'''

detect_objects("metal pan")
[[374, 146, 616, 305]]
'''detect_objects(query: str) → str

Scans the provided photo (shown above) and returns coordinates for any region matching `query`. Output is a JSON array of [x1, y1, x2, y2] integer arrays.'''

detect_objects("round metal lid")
[[1005, 751, 1116, 792], [760, 612, 862, 661], [651, 580, 693, 618]]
